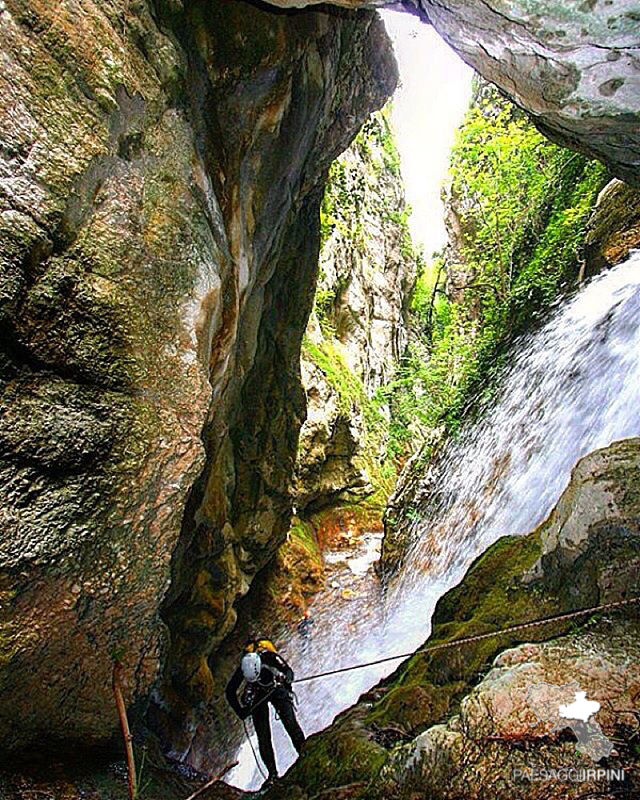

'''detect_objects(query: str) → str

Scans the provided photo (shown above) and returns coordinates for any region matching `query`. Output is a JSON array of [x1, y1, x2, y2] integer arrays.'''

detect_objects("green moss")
[[285, 722, 387, 798], [302, 338, 369, 417], [301, 336, 394, 502], [366, 683, 455, 734], [289, 518, 322, 562], [365, 529, 566, 735]]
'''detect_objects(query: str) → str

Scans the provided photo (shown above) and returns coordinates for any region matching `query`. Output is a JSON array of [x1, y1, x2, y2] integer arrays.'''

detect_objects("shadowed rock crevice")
[[144, 0, 399, 764]]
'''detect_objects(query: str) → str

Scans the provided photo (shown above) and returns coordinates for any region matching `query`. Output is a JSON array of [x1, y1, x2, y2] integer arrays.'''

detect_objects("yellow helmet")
[[245, 637, 277, 654]]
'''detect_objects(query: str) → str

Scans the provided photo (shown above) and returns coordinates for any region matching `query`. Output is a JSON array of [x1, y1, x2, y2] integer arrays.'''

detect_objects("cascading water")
[[227, 253, 640, 790]]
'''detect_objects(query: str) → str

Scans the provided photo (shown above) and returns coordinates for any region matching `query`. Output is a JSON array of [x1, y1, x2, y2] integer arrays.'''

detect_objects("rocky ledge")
[[265, 0, 640, 189]]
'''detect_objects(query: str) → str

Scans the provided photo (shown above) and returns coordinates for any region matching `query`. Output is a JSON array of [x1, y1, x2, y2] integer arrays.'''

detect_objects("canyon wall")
[[2, 0, 640, 792], [295, 106, 417, 515], [0, 0, 396, 756]]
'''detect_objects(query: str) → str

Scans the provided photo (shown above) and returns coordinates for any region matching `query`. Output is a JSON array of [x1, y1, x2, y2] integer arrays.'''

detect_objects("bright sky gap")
[[380, 9, 473, 258]]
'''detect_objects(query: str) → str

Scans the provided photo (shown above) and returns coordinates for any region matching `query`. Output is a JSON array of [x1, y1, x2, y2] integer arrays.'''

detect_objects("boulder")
[[584, 179, 640, 277]]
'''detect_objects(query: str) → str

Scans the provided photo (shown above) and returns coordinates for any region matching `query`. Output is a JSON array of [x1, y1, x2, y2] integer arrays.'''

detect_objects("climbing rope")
[[240, 595, 639, 779], [243, 718, 268, 782], [293, 595, 640, 684], [241, 685, 279, 781]]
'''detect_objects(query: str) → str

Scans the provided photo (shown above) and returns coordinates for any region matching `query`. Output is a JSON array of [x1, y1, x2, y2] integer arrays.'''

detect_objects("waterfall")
[[227, 253, 640, 789]]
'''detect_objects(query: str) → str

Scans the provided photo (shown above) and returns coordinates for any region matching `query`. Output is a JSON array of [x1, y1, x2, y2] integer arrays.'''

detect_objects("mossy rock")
[[280, 439, 640, 799], [280, 709, 387, 799]]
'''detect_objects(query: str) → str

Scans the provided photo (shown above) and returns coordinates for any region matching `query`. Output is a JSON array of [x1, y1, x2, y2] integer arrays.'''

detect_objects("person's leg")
[[272, 687, 305, 753], [251, 702, 277, 778]]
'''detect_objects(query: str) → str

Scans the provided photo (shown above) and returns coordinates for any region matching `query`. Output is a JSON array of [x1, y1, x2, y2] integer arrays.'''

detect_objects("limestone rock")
[[376, 622, 640, 799], [317, 112, 415, 393], [584, 179, 640, 277], [422, 0, 640, 187], [296, 354, 371, 511], [0, 0, 213, 753], [265, 1, 640, 187], [294, 108, 417, 514], [0, 0, 396, 756]]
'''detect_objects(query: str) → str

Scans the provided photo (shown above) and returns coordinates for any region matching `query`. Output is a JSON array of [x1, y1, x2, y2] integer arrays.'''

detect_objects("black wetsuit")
[[225, 650, 305, 778]]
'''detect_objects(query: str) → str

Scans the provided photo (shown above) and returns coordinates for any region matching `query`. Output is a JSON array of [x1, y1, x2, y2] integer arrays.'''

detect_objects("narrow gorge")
[[1, 2, 640, 800]]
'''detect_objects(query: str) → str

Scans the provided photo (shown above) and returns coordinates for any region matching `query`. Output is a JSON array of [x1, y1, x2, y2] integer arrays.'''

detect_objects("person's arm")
[[263, 651, 294, 684], [225, 667, 247, 718]]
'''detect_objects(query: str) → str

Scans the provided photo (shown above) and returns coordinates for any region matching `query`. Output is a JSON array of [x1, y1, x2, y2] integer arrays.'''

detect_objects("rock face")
[[269, 438, 640, 799], [421, 0, 640, 187], [264, 0, 640, 188], [316, 112, 415, 394], [297, 347, 372, 512], [182, 108, 418, 776], [0, 0, 211, 754], [584, 178, 640, 276], [376, 622, 640, 800], [0, 0, 396, 756], [295, 109, 416, 513]]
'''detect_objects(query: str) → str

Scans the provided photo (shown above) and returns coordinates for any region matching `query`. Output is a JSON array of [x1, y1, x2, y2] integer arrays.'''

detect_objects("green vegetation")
[[287, 716, 387, 797], [306, 86, 607, 512], [384, 84, 608, 460], [306, 104, 418, 506], [301, 336, 395, 500], [319, 103, 413, 257]]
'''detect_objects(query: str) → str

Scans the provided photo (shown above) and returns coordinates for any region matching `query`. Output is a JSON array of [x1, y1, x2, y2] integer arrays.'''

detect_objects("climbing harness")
[[240, 595, 640, 779], [240, 678, 300, 778], [240, 685, 277, 780], [293, 595, 640, 684]]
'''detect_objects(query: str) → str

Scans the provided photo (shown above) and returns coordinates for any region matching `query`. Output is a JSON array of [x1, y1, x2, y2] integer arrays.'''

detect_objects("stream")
[[227, 252, 640, 790]]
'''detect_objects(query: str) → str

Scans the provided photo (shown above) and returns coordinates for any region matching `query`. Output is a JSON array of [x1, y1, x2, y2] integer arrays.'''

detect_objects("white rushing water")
[[227, 253, 640, 790]]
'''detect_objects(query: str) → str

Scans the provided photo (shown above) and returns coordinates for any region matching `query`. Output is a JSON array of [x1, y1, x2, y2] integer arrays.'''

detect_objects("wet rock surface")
[[0, 0, 396, 760], [584, 179, 640, 276], [3, 1, 640, 797], [0, 0, 213, 754]]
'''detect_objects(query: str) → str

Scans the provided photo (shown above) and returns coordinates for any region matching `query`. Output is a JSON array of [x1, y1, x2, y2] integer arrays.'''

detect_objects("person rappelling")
[[297, 609, 314, 639], [225, 636, 305, 789]]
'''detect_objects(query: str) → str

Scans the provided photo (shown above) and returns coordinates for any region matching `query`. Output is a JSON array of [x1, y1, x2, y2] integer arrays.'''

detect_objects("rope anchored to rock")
[[240, 595, 639, 782], [293, 595, 640, 684]]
